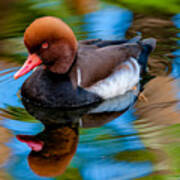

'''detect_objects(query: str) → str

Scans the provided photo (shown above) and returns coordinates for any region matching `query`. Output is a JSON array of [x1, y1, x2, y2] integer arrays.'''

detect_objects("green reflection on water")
[[0, 106, 37, 122], [56, 167, 82, 180], [103, 0, 180, 15]]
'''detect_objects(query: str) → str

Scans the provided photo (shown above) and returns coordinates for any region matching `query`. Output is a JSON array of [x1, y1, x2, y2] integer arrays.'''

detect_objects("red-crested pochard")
[[14, 16, 156, 108]]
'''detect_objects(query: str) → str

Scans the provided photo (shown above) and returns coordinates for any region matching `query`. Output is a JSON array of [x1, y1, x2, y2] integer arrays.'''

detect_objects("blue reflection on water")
[[84, 7, 132, 40], [82, 161, 151, 180], [172, 14, 180, 78], [3, 120, 43, 135], [0, 70, 28, 108]]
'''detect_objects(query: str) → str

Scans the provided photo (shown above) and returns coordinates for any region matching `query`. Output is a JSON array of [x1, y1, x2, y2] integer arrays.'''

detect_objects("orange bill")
[[14, 54, 42, 79]]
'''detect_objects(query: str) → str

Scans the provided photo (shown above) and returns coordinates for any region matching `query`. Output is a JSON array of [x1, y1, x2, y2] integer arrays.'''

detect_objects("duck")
[[14, 16, 156, 108]]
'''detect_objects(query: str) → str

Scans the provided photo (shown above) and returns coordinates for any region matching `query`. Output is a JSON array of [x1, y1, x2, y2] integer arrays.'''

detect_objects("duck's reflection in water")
[[17, 123, 78, 177], [16, 88, 138, 177]]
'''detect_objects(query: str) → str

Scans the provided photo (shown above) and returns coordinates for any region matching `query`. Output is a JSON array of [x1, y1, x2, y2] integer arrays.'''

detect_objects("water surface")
[[0, 0, 180, 179]]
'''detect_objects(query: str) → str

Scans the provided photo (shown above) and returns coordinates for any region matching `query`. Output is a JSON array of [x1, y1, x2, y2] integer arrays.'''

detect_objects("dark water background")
[[0, 0, 180, 179]]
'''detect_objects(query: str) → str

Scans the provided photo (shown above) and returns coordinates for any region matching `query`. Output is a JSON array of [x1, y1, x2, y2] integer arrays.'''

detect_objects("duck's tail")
[[138, 38, 156, 73]]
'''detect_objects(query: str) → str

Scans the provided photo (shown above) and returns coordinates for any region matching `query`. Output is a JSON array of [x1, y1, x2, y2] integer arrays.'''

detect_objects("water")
[[0, 0, 180, 179]]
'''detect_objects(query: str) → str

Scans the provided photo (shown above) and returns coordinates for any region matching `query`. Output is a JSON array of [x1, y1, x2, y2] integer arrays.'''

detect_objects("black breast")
[[21, 66, 103, 108]]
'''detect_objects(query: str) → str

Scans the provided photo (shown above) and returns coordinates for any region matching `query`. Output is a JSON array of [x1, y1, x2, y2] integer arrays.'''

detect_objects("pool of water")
[[0, 0, 180, 179]]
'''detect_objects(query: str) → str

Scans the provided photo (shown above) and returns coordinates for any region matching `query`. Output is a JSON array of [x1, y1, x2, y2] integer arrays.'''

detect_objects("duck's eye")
[[41, 42, 49, 49]]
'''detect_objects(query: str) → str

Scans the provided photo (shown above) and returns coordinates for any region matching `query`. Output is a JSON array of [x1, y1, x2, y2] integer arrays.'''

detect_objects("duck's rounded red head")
[[14, 16, 78, 79]]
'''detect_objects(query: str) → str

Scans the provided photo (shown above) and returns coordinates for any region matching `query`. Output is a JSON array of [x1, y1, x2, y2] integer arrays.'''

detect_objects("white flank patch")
[[86, 57, 140, 99], [77, 68, 82, 86]]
